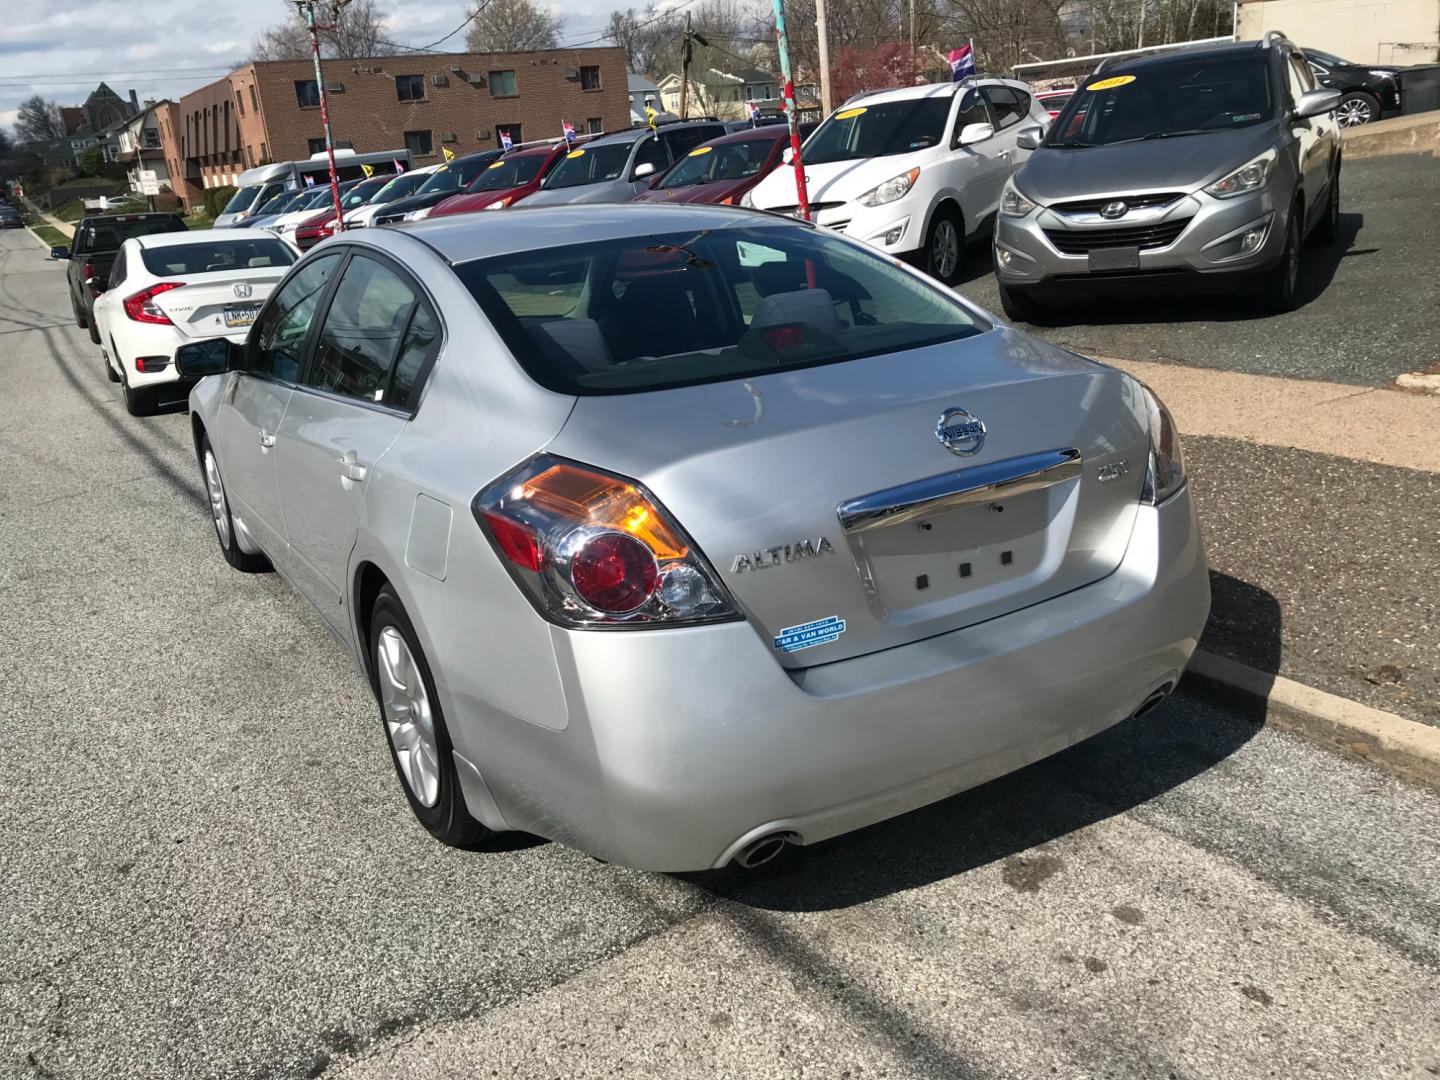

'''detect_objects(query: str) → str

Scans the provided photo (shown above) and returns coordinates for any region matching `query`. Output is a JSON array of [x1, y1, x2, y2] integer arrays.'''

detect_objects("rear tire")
[[1312, 164, 1340, 247], [119, 363, 155, 416], [72, 294, 88, 329], [104, 350, 120, 383], [86, 311, 101, 345], [923, 206, 965, 286], [1261, 209, 1302, 314], [370, 586, 490, 849], [997, 280, 1051, 324], [200, 434, 271, 572]]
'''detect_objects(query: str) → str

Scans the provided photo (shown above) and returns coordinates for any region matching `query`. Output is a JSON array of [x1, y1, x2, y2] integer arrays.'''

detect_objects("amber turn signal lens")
[[521, 463, 689, 560]]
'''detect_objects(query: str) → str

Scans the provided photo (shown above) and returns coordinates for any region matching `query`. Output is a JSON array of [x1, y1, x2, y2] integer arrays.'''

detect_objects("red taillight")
[[762, 325, 805, 350], [123, 281, 186, 325], [482, 509, 544, 572], [570, 532, 658, 614]]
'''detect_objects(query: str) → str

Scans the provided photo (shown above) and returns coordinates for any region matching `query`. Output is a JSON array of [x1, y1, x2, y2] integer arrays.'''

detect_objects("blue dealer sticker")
[[773, 615, 847, 653]]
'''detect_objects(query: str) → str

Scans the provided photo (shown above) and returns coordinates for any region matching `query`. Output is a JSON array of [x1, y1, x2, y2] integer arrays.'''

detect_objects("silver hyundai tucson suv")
[[993, 32, 1342, 320]]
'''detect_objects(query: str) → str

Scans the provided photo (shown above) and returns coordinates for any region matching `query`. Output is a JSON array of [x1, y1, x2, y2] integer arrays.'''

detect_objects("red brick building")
[[166, 47, 631, 209]]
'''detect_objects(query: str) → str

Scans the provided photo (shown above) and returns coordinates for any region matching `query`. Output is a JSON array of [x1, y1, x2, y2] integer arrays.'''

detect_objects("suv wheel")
[[1335, 91, 1378, 127], [997, 280, 1051, 324], [1262, 210, 1302, 313], [924, 207, 964, 286]]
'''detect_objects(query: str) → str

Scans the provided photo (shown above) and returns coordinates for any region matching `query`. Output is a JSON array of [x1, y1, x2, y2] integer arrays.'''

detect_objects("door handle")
[[339, 454, 368, 483], [258, 429, 275, 448]]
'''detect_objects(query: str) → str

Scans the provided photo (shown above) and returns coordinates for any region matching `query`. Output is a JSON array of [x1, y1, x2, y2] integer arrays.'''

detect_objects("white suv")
[[746, 79, 1049, 284]]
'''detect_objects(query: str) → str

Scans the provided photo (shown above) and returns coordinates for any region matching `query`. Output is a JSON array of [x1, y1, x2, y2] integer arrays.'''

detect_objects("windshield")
[[659, 139, 773, 189], [256, 190, 302, 216], [222, 186, 265, 214], [371, 172, 426, 203], [804, 98, 952, 163], [471, 154, 547, 191], [341, 176, 391, 208], [1047, 56, 1274, 147], [453, 224, 983, 395], [417, 157, 494, 194], [543, 143, 635, 189], [140, 237, 296, 276]]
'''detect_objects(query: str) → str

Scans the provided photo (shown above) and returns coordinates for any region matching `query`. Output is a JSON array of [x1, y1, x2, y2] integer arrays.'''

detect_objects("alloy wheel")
[[203, 450, 231, 549], [932, 219, 960, 280], [1336, 99, 1373, 127], [376, 626, 441, 808]]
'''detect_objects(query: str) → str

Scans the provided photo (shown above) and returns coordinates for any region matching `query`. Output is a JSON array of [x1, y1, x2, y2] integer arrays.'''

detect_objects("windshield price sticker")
[[774, 615, 847, 653], [488, 160, 506, 169], [1085, 75, 1137, 91], [567, 149, 586, 159], [834, 107, 868, 120], [688, 145, 714, 156]]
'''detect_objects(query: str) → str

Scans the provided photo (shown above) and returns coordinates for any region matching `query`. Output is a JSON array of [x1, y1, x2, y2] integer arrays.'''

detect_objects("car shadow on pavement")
[[1027, 212, 1365, 327], [692, 571, 1282, 913]]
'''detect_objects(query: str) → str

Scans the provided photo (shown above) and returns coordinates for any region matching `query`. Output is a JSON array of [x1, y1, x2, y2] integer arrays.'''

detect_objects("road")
[[2, 227, 1438, 1079]]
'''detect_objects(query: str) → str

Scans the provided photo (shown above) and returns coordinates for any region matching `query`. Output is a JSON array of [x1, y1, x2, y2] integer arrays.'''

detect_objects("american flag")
[[499, 129, 513, 151], [747, 101, 761, 125]]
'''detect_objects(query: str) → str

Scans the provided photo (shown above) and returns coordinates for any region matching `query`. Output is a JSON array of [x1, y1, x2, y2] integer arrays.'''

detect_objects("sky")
[[0, 0, 634, 133]]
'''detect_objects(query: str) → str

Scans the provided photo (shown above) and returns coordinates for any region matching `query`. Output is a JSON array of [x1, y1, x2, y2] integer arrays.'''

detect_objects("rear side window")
[[250, 253, 341, 382], [140, 238, 295, 276], [664, 125, 723, 156], [454, 225, 984, 396], [306, 254, 429, 407]]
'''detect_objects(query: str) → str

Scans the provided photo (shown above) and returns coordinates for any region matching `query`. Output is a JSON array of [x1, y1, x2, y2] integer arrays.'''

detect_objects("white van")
[[214, 148, 412, 228]]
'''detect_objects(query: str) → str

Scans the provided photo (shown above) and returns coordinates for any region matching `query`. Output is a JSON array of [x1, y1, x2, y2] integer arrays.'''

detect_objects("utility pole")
[[770, 0, 810, 220], [815, 0, 833, 115], [298, 0, 346, 232], [678, 14, 709, 121]]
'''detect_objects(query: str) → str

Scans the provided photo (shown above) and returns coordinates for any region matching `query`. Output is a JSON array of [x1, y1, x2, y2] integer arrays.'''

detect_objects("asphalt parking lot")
[[956, 151, 1440, 387], [2, 212, 1438, 1078]]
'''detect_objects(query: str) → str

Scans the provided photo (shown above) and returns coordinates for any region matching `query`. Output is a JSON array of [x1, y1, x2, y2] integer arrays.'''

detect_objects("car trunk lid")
[[546, 327, 1150, 668], [150, 267, 288, 338]]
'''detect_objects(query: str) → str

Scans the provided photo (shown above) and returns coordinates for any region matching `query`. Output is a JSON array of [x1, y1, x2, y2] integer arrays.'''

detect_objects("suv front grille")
[[1050, 192, 1185, 214], [1043, 218, 1193, 254]]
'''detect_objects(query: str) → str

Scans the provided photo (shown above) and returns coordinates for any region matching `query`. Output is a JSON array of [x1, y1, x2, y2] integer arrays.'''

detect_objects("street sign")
[[138, 170, 161, 197]]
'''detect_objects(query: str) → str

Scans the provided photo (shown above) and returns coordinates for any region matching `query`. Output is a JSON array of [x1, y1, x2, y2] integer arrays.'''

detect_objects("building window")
[[236, 91, 245, 117], [295, 80, 320, 108], [489, 70, 517, 98], [247, 144, 254, 166], [308, 137, 327, 155], [250, 85, 259, 112], [586, 117, 603, 134], [404, 129, 434, 157], [260, 142, 268, 162], [580, 66, 602, 92], [745, 85, 754, 101], [395, 74, 425, 102], [765, 85, 774, 100], [495, 124, 522, 146]]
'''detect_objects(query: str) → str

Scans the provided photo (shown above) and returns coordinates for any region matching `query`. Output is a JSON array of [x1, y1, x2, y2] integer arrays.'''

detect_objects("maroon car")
[[429, 142, 579, 218], [632, 124, 816, 206]]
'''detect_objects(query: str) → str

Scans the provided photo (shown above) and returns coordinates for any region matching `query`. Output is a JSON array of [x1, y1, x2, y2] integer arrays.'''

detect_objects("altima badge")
[[731, 537, 835, 574], [936, 407, 986, 456]]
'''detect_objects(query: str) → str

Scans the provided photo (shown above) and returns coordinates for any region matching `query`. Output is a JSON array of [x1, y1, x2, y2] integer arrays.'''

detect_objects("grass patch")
[[30, 224, 71, 249], [186, 214, 215, 230], [53, 199, 85, 223]]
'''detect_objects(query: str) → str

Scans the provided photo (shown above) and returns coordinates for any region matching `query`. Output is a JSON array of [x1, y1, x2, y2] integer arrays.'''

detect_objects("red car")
[[428, 142, 575, 217], [1035, 88, 1075, 120], [631, 123, 816, 206], [292, 172, 397, 250]]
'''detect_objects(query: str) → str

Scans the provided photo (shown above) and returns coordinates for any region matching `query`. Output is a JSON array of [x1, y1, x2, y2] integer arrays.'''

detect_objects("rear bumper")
[[449, 484, 1210, 871]]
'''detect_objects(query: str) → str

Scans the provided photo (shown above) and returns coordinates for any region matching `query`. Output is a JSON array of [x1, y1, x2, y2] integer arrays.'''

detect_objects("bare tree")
[[250, 0, 401, 61], [13, 95, 66, 145], [465, 0, 563, 54]]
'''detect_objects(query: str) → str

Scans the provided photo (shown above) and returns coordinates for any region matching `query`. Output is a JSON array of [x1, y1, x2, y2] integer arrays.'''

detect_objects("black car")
[[0, 208, 22, 229], [370, 150, 506, 225], [1302, 47, 1402, 126], [53, 212, 188, 343]]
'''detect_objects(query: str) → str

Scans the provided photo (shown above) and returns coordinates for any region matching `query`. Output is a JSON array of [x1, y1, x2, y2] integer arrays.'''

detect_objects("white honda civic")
[[92, 231, 297, 415]]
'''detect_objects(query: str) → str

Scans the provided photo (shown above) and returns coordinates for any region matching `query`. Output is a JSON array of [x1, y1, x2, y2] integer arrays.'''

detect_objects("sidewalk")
[[21, 197, 75, 239]]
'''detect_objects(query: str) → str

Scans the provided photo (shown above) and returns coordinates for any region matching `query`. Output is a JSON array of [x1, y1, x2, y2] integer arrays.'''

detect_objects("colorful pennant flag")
[[948, 44, 976, 81], [442, 146, 456, 162], [562, 120, 576, 145], [499, 129, 513, 151]]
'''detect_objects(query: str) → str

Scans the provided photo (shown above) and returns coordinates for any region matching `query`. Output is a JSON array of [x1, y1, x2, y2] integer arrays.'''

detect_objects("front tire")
[[86, 309, 101, 345], [72, 294, 88, 329], [200, 434, 271, 572], [1261, 209, 1302, 314], [924, 206, 965, 286], [1312, 165, 1340, 246], [1335, 91, 1379, 128], [997, 280, 1052, 324], [370, 586, 489, 849]]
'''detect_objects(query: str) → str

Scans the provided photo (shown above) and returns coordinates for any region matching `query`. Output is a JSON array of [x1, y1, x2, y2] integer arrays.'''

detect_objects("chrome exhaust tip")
[[734, 832, 796, 869], [1132, 681, 1176, 719]]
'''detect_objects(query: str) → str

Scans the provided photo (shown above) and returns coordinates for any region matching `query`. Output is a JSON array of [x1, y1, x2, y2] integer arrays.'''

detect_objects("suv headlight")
[[1204, 149, 1277, 199], [403, 206, 433, 221], [857, 168, 920, 207], [1137, 383, 1186, 505], [1000, 178, 1037, 217]]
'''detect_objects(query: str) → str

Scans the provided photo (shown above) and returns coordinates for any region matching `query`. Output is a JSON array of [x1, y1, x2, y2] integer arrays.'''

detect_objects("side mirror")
[[1295, 87, 1342, 120], [633, 161, 656, 179], [1015, 125, 1044, 151], [50, 245, 70, 260], [175, 338, 238, 378], [958, 122, 995, 147]]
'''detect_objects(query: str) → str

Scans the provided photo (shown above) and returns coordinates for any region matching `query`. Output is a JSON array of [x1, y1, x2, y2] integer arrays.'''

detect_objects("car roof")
[[1102, 39, 1270, 75], [389, 203, 797, 263], [842, 77, 1028, 108], [582, 120, 724, 149]]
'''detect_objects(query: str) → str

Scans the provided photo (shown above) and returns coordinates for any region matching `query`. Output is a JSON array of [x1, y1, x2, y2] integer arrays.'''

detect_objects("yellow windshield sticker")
[[1085, 75, 1137, 91], [436, 164, 450, 173], [566, 149, 585, 159], [488, 160, 505, 169], [835, 106, 867, 120], [687, 145, 714, 156]]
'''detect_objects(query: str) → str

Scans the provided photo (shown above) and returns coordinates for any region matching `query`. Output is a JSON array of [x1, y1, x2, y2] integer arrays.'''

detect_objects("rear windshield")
[[74, 216, 186, 253], [472, 154, 548, 191], [659, 139, 774, 189], [1047, 56, 1275, 146], [543, 143, 635, 189], [140, 238, 297, 275], [805, 98, 953, 163], [453, 225, 984, 395]]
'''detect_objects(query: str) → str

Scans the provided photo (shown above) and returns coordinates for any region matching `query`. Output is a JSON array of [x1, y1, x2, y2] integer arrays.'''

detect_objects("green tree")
[[77, 146, 105, 177]]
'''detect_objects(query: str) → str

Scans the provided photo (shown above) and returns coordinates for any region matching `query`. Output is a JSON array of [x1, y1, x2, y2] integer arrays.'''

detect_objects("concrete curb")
[[1182, 650, 1440, 786], [1342, 110, 1440, 159]]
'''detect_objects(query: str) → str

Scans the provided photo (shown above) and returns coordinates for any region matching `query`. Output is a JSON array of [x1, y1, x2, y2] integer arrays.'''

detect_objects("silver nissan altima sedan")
[[177, 203, 1209, 872]]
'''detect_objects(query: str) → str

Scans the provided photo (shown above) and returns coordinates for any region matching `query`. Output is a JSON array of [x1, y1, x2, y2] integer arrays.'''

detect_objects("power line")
[[560, 0, 703, 47], [368, 0, 495, 54]]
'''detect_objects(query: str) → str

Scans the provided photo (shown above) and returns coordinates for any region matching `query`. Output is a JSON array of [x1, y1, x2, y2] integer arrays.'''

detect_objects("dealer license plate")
[[1088, 246, 1141, 272], [223, 303, 261, 328]]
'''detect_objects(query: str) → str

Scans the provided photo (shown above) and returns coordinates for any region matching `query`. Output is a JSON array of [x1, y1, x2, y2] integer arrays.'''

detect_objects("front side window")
[[489, 70, 518, 97], [404, 130, 433, 157], [580, 66, 602, 91], [396, 74, 425, 101], [308, 255, 420, 404], [250, 253, 340, 382], [983, 86, 1030, 129], [633, 137, 669, 176], [951, 91, 991, 141], [1287, 54, 1316, 103], [805, 98, 952, 163], [1047, 56, 1275, 147], [295, 80, 320, 108], [454, 224, 984, 395]]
